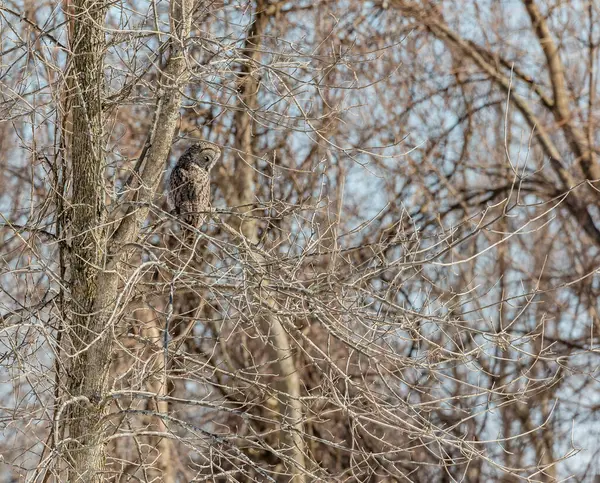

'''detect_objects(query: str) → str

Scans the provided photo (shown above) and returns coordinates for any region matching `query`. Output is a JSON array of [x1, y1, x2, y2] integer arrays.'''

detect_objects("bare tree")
[[1, 0, 600, 482]]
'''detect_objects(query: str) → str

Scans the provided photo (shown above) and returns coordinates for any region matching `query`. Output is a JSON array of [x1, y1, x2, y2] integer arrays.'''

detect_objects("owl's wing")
[[169, 166, 210, 228], [169, 166, 191, 211]]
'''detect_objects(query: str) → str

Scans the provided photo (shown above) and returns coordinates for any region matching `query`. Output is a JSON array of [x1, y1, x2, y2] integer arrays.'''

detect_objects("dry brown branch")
[[2, 1, 600, 482]]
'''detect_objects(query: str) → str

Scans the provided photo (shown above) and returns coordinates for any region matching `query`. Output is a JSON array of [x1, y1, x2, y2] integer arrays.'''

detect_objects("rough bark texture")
[[65, 0, 109, 479], [63, 0, 193, 480]]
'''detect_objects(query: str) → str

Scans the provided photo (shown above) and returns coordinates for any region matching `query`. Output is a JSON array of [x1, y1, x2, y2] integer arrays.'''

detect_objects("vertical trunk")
[[230, 1, 268, 231], [230, 3, 307, 480], [65, 0, 109, 479], [140, 305, 177, 483], [62, 0, 194, 480]]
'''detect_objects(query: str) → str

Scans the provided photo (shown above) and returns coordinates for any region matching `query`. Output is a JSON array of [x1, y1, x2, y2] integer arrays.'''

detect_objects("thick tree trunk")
[[64, 0, 109, 479], [62, 0, 194, 480]]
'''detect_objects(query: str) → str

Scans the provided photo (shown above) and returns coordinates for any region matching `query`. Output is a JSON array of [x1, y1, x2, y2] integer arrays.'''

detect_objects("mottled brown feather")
[[168, 141, 221, 236]]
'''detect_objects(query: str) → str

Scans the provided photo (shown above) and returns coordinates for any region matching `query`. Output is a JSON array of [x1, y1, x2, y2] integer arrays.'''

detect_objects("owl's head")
[[183, 141, 221, 171]]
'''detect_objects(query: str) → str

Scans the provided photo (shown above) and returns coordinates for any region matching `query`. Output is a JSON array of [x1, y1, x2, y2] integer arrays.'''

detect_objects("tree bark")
[[229, 2, 307, 480], [64, 0, 109, 479], [62, 0, 194, 480], [140, 304, 177, 483]]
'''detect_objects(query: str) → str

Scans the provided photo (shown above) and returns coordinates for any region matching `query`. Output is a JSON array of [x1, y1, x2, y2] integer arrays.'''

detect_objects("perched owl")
[[168, 141, 221, 233]]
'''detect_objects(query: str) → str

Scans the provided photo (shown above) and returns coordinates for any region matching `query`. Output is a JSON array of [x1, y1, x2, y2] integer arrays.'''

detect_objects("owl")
[[168, 141, 221, 233]]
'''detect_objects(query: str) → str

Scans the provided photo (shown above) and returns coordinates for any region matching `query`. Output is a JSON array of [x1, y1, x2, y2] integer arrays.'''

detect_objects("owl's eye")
[[204, 155, 210, 162]]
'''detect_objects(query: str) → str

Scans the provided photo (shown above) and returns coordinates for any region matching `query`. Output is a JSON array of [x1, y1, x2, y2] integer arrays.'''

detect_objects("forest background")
[[1, 0, 600, 481]]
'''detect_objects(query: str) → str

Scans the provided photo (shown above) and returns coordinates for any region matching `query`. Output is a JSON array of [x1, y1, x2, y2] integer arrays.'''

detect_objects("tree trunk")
[[140, 304, 177, 483], [64, 0, 109, 479], [230, 2, 307, 480], [62, 0, 194, 479]]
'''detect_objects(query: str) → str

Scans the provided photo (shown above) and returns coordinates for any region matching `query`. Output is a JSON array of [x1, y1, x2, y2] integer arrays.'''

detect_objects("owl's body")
[[169, 142, 221, 233]]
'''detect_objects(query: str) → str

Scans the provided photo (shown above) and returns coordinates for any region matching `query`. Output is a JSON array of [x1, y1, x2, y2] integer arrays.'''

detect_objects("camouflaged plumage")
[[168, 141, 221, 231]]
